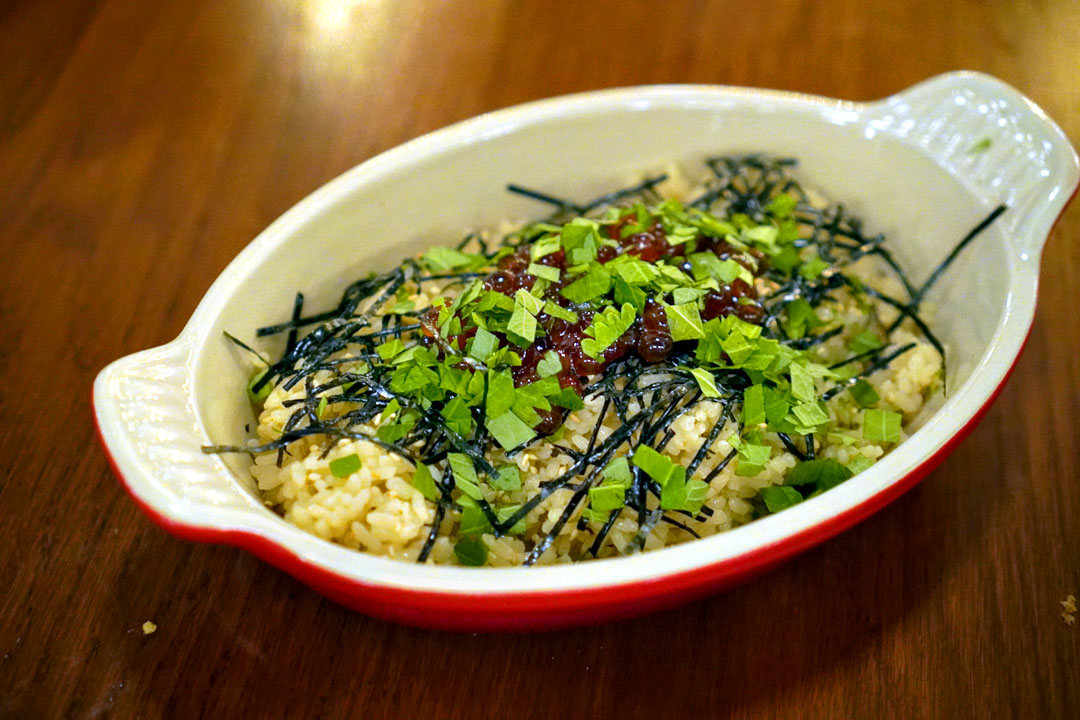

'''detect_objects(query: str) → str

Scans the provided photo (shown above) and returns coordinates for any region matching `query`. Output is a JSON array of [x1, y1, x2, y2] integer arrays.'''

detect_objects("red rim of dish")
[[93, 325, 1029, 631]]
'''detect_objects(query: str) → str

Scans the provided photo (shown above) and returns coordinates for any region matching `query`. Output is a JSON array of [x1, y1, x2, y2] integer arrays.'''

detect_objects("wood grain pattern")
[[1, 1, 1077, 717]]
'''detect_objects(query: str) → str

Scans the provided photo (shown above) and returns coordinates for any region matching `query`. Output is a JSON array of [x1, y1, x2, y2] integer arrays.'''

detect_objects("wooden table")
[[3, 1, 1077, 717]]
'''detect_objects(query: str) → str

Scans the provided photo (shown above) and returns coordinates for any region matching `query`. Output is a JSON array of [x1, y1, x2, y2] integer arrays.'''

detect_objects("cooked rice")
[[245, 169, 944, 566]]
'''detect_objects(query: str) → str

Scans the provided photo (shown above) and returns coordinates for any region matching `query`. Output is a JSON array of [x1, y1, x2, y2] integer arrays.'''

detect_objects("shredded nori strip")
[[205, 156, 1006, 565]]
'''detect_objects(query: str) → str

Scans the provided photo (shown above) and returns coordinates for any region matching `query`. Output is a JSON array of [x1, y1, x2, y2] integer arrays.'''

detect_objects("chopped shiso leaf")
[[536, 351, 563, 378], [791, 401, 829, 428], [328, 453, 361, 478], [486, 412, 535, 450], [660, 467, 708, 513], [786, 458, 853, 489], [664, 302, 705, 341], [863, 408, 903, 443], [508, 290, 539, 344], [205, 154, 1006, 566], [633, 445, 678, 486], [560, 264, 610, 303], [589, 484, 627, 511], [422, 246, 482, 272], [454, 535, 488, 566], [581, 304, 636, 359], [527, 262, 560, 282], [530, 233, 561, 260], [763, 386, 791, 427], [490, 465, 522, 492], [603, 456, 632, 485], [543, 300, 578, 323], [447, 453, 482, 499], [766, 193, 797, 218], [799, 253, 830, 281], [742, 384, 766, 426], [688, 367, 722, 398], [485, 370, 515, 418], [848, 379, 880, 408], [376, 338, 405, 360], [469, 327, 498, 362], [784, 299, 820, 339], [789, 362, 817, 403], [846, 454, 874, 475], [759, 485, 803, 513], [457, 500, 489, 535], [848, 330, 884, 355], [460, 497, 526, 536], [734, 439, 771, 477], [410, 462, 440, 501]]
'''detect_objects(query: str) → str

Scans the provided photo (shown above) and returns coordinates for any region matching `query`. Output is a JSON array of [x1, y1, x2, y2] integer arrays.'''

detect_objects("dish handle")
[[93, 337, 253, 531], [865, 71, 1080, 258]]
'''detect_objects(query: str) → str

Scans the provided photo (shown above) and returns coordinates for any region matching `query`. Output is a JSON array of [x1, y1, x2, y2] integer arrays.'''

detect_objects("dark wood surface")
[[2, 1, 1078, 717]]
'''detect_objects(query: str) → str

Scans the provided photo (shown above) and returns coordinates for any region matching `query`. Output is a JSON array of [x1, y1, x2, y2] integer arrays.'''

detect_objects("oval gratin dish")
[[94, 72, 1078, 630]]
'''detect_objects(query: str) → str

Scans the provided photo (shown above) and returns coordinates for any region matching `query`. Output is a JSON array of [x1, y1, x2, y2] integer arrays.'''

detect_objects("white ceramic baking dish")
[[94, 72, 1078, 630]]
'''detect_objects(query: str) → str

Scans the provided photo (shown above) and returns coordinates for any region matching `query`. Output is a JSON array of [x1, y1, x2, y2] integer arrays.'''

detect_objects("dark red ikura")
[[637, 298, 673, 363], [609, 218, 671, 263], [701, 278, 766, 324]]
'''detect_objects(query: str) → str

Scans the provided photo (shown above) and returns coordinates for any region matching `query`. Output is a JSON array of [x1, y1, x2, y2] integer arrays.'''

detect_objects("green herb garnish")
[[328, 453, 361, 478], [759, 485, 803, 513], [863, 408, 902, 443], [454, 535, 488, 566]]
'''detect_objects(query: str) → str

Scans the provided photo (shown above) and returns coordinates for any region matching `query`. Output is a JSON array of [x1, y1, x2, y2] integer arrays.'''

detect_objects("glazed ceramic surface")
[[94, 72, 1078, 630]]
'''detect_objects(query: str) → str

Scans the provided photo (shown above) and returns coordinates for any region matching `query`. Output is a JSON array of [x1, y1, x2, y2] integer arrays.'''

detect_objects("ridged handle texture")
[[95, 339, 250, 518], [865, 73, 1079, 254]]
